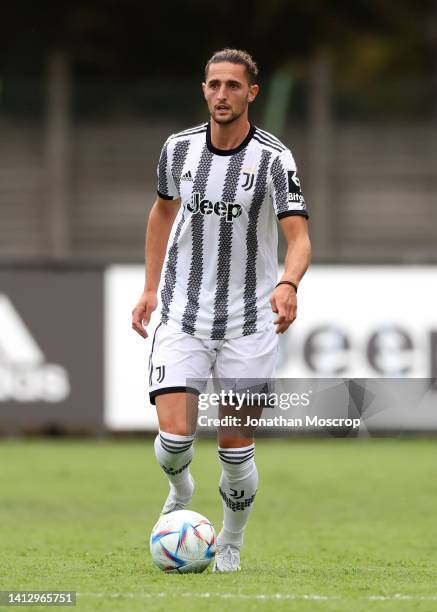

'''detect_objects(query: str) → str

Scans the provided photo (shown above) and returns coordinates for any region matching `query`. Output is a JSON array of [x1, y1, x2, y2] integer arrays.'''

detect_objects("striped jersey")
[[156, 121, 308, 340]]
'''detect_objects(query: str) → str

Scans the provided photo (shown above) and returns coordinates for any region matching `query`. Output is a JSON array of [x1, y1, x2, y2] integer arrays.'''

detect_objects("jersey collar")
[[206, 121, 256, 156]]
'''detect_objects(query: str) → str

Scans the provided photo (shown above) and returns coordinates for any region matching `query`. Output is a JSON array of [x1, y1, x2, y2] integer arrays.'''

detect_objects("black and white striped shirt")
[[156, 121, 308, 340]]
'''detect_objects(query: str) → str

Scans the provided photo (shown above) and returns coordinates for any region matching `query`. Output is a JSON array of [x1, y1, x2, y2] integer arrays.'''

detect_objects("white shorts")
[[149, 322, 278, 405]]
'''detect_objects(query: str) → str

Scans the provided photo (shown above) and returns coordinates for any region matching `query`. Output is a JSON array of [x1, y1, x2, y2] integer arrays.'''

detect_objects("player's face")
[[202, 62, 259, 125]]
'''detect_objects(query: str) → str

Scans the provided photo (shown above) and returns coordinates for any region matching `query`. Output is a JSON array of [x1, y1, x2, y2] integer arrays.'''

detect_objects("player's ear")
[[202, 82, 207, 98], [248, 84, 259, 103]]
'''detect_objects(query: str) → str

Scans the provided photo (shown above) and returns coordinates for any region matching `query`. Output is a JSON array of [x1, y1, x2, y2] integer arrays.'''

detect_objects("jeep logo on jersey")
[[186, 192, 242, 222], [287, 170, 305, 206], [0, 294, 70, 402]]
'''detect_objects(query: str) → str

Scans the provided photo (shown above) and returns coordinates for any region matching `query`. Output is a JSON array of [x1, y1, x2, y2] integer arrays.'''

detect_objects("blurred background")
[[1, 0, 436, 434]]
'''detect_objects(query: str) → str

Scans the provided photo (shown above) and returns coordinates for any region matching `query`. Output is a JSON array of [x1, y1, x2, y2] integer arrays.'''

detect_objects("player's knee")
[[155, 395, 197, 436]]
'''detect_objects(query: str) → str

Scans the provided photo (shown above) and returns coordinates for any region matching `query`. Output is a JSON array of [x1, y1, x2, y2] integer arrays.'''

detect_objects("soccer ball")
[[150, 510, 216, 573]]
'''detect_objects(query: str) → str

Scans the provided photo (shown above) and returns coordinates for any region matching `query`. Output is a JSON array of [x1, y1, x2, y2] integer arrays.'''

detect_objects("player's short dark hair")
[[205, 49, 259, 85]]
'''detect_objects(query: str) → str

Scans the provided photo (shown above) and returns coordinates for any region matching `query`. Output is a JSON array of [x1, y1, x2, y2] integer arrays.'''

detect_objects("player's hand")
[[270, 285, 297, 334], [131, 291, 158, 338]]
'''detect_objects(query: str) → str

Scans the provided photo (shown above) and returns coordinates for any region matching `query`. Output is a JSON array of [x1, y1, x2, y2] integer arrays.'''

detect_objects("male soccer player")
[[132, 49, 311, 572]]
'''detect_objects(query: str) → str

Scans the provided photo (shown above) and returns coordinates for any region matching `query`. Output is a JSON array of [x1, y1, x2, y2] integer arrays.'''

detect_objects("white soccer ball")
[[150, 510, 216, 573]]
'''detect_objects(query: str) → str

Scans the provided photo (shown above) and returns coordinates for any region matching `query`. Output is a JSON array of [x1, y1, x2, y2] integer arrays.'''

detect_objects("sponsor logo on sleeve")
[[287, 170, 305, 206]]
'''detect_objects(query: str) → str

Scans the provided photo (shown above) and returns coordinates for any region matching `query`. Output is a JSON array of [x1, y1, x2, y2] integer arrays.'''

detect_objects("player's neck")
[[209, 116, 251, 151]]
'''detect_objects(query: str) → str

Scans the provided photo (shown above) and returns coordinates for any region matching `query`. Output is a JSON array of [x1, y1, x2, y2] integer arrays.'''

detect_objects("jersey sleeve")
[[156, 137, 179, 200], [269, 149, 309, 219]]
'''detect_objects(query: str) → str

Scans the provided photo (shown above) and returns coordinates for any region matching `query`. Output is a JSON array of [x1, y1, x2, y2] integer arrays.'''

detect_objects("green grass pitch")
[[1, 438, 437, 611]]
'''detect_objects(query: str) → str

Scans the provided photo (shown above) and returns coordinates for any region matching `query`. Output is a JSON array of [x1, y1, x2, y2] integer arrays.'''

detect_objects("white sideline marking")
[[79, 592, 437, 602]]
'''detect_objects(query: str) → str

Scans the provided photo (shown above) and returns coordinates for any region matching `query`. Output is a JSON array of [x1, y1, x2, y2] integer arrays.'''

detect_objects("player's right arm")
[[131, 196, 180, 338]]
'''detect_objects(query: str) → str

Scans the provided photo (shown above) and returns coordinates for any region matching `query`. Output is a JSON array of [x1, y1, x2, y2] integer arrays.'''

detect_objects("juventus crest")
[[241, 171, 255, 191]]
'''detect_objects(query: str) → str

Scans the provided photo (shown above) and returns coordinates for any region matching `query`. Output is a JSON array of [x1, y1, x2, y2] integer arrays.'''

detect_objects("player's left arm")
[[270, 216, 311, 334]]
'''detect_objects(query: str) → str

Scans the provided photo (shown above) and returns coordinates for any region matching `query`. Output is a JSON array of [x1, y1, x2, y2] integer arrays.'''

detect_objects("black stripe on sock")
[[160, 439, 193, 451], [218, 446, 255, 454], [160, 440, 193, 454], [220, 451, 255, 459], [219, 453, 255, 465]]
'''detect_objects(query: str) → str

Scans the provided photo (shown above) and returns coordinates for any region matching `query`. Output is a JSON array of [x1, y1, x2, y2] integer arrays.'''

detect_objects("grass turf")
[[1, 438, 437, 611]]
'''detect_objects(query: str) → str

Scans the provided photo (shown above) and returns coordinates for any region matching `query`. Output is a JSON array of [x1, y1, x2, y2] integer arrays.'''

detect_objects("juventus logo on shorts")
[[156, 365, 166, 383], [241, 172, 255, 191]]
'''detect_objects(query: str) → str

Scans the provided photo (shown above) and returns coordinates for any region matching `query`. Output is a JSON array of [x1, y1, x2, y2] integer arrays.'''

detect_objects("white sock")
[[217, 444, 258, 548], [154, 430, 195, 501]]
